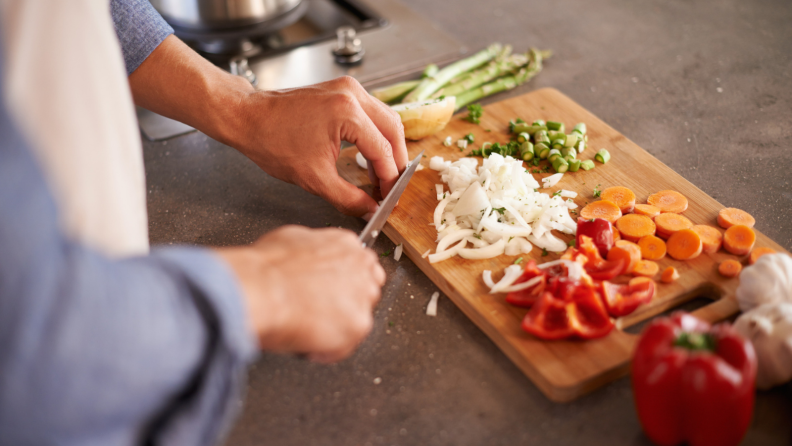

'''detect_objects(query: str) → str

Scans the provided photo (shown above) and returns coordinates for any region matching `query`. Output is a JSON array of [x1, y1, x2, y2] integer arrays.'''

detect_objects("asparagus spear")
[[371, 80, 420, 104], [422, 64, 439, 78], [442, 45, 512, 88], [436, 53, 529, 98], [403, 43, 502, 103], [454, 48, 548, 110]]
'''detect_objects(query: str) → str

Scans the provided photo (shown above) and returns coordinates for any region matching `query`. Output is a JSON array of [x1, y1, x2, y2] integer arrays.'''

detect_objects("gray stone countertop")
[[143, 0, 792, 444]]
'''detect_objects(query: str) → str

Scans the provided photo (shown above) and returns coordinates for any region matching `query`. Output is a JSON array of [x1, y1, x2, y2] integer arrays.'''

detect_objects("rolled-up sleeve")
[[110, 0, 174, 75], [0, 66, 257, 446]]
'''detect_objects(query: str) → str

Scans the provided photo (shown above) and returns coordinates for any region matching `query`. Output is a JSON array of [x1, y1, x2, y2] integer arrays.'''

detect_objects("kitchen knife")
[[359, 150, 425, 248]]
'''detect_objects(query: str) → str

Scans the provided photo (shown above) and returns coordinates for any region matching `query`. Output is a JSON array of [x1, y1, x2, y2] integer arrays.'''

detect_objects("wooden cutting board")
[[336, 88, 789, 402]]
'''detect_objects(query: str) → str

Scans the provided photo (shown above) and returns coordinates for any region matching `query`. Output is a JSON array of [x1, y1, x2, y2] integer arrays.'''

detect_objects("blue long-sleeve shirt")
[[0, 3, 257, 445]]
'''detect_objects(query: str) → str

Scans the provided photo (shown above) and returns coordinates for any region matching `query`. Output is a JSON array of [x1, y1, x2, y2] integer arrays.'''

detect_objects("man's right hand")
[[215, 225, 384, 363]]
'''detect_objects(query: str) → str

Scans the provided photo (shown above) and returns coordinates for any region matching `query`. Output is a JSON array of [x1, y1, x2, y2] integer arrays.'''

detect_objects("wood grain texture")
[[336, 88, 788, 402]]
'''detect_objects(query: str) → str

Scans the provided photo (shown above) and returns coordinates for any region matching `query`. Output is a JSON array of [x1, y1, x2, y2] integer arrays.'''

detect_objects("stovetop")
[[138, 0, 465, 141]]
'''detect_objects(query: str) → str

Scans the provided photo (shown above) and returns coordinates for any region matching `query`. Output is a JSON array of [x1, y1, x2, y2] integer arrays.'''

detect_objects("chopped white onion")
[[443, 136, 452, 147], [537, 259, 583, 281], [488, 264, 524, 293], [426, 291, 440, 316], [559, 190, 577, 198], [421, 249, 431, 258], [394, 244, 403, 261], [542, 173, 564, 188], [499, 275, 543, 293], [459, 238, 505, 260], [426, 154, 574, 263], [356, 152, 367, 169], [457, 139, 468, 149]]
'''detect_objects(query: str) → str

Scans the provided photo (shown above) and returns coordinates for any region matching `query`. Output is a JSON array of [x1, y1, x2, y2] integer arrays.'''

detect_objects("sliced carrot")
[[633, 260, 659, 277], [580, 200, 622, 223], [690, 225, 722, 254], [661, 266, 679, 283], [615, 214, 657, 242], [654, 213, 694, 239], [612, 227, 621, 242], [647, 190, 689, 214], [717, 208, 756, 229], [749, 247, 775, 265], [667, 228, 703, 260], [629, 276, 654, 287], [719, 259, 742, 278], [723, 225, 756, 256], [634, 204, 661, 219], [608, 240, 642, 273], [638, 235, 666, 260], [601, 187, 636, 214]]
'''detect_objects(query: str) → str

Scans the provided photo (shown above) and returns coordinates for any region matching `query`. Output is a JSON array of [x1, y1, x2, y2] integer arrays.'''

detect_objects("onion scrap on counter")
[[427, 154, 577, 263]]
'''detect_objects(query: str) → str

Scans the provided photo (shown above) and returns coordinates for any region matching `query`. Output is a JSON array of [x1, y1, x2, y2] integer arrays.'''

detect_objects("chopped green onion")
[[574, 123, 587, 135], [517, 132, 530, 143], [595, 149, 611, 164], [520, 141, 535, 161], [514, 257, 524, 265], [564, 133, 579, 148], [560, 148, 576, 158], [534, 130, 550, 145], [568, 159, 582, 172], [551, 157, 569, 173], [548, 149, 562, 161], [532, 119, 546, 126], [580, 160, 596, 171], [546, 121, 565, 132], [536, 143, 551, 159], [575, 139, 586, 153], [465, 104, 483, 124], [551, 139, 565, 150]]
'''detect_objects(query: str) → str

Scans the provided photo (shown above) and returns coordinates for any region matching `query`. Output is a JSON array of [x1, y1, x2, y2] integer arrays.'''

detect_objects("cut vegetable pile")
[[426, 153, 578, 263]]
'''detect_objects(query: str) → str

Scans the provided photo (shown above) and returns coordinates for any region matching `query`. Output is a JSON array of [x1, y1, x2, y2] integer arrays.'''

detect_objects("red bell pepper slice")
[[522, 282, 614, 340], [600, 279, 656, 317], [576, 217, 614, 258], [631, 312, 757, 446], [578, 235, 626, 280], [505, 260, 546, 307]]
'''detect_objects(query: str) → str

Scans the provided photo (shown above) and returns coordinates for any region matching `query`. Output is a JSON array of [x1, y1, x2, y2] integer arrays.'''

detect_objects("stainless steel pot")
[[150, 0, 304, 30]]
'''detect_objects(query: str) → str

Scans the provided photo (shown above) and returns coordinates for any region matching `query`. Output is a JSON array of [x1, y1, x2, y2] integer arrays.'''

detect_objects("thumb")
[[318, 172, 379, 218]]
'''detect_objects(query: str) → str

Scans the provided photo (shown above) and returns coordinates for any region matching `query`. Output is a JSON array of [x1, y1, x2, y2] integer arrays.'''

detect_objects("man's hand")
[[229, 77, 408, 218], [129, 36, 408, 218], [215, 226, 384, 362]]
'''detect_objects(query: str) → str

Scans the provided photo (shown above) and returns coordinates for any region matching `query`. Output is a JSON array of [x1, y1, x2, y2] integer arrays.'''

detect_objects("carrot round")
[[661, 266, 679, 283], [580, 200, 622, 223], [654, 213, 694, 239], [616, 214, 657, 242], [667, 228, 703, 260], [633, 260, 659, 277], [634, 204, 661, 219], [601, 187, 636, 214], [629, 276, 654, 287], [612, 227, 621, 242], [608, 240, 642, 273], [638, 235, 666, 260], [723, 224, 756, 256], [690, 225, 723, 254], [748, 247, 775, 265], [717, 208, 755, 229], [647, 190, 689, 213], [718, 259, 742, 278]]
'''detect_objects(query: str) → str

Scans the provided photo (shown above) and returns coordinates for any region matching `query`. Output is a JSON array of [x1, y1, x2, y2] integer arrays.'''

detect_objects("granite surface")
[[142, 0, 792, 444]]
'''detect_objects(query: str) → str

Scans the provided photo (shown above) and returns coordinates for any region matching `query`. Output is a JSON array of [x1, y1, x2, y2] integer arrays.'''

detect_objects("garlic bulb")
[[733, 303, 792, 389], [735, 253, 792, 312]]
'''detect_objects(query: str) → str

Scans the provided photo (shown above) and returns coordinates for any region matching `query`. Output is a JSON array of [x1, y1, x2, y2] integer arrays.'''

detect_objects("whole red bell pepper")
[[632, 312, 757, 446], [576, 217, 614, 258]]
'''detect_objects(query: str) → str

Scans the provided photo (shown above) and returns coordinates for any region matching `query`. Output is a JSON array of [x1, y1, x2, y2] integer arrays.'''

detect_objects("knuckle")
[[336, 75, 360, 90]]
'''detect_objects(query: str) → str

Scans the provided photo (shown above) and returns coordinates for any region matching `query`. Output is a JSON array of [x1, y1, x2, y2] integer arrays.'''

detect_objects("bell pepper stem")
[[673, 332, 717, 352]]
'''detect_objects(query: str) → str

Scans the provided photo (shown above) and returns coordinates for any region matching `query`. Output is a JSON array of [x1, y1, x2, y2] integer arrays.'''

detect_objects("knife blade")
[[359, 150, 425, 248]]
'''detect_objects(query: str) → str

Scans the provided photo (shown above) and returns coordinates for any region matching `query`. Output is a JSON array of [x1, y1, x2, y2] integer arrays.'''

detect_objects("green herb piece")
[[389, 320, 395, 327], [541, 247, 549, 257], [473, 233, 482, 239], [380, 250, 391, 257], [568, 239, 576, 247], [493, 207, 506, 215], [514, 257, 524, 265], [465, 104, 483, 124], [552, 190, 562, 197], [485, 129, 492, 132], [465, 133, 475, 143], [325, 223, 332, 227], [593, 184, 602, 198]]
